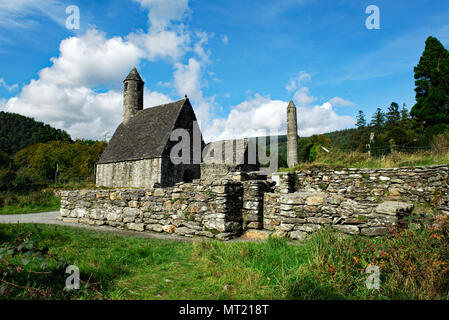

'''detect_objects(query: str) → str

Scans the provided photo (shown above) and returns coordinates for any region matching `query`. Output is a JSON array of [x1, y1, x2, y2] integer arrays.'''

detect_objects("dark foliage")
[[0, 112, 72, 156]]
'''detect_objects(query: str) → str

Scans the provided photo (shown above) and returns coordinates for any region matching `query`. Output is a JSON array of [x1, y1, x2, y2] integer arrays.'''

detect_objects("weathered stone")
[[162, 225, 176, 234], [127, 223, 145, 231], [375, 201, 414, 216], [307, 217, 332, 224], [289, 231, 307, 241], [333, 225, 359, 235], [305, 196, 325, 206], [153, 189, 165, 197], [361, 227, 390, 236], [242, 230, 271, 240]]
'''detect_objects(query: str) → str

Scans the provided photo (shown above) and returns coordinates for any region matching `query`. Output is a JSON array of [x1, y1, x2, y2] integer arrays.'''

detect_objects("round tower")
[[123, 67, 144, 124], [287, 99, 298, 168]]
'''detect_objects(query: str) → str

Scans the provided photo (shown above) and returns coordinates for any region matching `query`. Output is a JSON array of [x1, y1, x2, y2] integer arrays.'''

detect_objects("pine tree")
[[400, 104, 411, 129], [386, 102, 401, 130], [370, 108, 385, 133], [411, 36, 449, 128], [356, 110, 367, 128]]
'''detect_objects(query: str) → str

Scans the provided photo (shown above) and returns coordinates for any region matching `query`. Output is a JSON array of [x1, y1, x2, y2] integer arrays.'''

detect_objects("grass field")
[[281, 148, 449, 171], [0, 190, 60, 215], [1, 220, 448, 300]]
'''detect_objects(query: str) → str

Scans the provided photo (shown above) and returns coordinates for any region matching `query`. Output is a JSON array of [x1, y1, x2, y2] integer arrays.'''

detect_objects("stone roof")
[[124, 67, 144, 83], [98, 98, 188, 164]]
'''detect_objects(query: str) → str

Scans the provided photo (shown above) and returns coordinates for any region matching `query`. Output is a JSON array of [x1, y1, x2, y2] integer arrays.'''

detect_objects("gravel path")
[[0, 211, 263, 243], [0, 211, 194, 241]]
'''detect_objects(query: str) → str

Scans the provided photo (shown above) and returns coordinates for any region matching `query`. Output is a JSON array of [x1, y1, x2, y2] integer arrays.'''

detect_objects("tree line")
[[0, 113, 106, 191], [290, 36, 449, 163]]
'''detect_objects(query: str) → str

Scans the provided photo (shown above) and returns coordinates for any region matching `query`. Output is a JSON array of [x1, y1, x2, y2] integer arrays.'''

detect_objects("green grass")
[[0, 190, 60, 215], [281, 149, 449, 171], [1, 220, 448, 300]]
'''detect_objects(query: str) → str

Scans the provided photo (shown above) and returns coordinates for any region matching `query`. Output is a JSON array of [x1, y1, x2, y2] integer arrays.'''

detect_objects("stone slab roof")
[[98, 98, 188, 164]]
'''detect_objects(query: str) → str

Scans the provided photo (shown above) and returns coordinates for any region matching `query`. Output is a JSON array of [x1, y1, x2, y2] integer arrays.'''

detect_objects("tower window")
[[124, 83, 128, 91]]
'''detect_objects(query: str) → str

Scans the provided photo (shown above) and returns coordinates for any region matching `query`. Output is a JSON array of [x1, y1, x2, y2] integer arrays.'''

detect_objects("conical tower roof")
[[287, 99, 296, 108], [124, 67, 144, 82]]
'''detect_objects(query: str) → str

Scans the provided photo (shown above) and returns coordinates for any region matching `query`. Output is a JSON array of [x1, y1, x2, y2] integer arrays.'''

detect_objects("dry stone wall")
[[275, 192, 413, 240], [59, 165, 448, 241], [58, 179, 243, 240], [295, 165, 449, 215]]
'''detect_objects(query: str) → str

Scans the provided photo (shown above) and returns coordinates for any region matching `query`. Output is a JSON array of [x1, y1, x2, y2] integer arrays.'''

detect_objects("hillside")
[[0, 112, 72, 155]]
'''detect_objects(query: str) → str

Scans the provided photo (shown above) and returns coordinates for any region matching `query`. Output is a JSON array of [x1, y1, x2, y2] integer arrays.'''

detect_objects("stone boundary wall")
[[295, 165, 449, 214], [58, 179, 243, 240], [275, 192, 413, 240], [58, 165, 448, 241]]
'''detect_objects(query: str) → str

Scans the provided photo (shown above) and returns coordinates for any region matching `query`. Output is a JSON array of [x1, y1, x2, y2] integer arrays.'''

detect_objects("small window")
[[137, 83, 142, 91], [124, 83, 128, 91]]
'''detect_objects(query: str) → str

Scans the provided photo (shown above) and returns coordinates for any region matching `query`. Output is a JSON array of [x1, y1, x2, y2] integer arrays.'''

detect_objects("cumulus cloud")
[[133, 0, 190, 30], [202, 95, 287, 142], [286, 71, 316, 106], [1, 1, 355, 144], [2, 29, 170, 140], [173, 57, 214, 126], [202, 94, 355, 142], [40, 30, 144, 87], [329, 96, 355, 107], [1, 0, 207, 140]]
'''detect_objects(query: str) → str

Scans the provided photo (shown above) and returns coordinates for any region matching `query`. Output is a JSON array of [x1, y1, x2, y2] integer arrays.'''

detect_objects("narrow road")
[[0, 211, 266, 242], [0, 211, 191, 241]]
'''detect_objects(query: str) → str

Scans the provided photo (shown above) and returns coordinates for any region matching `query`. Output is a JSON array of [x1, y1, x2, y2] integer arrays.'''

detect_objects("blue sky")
[[1, 0, 449, 142]]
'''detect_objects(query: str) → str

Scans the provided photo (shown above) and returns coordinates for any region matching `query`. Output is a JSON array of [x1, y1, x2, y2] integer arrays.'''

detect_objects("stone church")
[[96, 68, 258, 188]]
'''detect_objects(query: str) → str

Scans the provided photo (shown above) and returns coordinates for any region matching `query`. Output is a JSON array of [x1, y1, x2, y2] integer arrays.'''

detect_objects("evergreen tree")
[[386, 102, 401, 130], [370, 108, 385, 134], [356, 110, 367, 128], [400, 104, 411, 129], [411, 36, 449, 128]]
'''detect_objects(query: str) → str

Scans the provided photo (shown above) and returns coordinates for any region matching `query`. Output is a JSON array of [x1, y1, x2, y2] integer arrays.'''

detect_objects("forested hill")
[[0, 111, 72, 155]]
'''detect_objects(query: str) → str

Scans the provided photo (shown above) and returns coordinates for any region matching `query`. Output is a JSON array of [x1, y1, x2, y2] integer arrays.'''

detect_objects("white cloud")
[[0, 78, 18, 92], [298, 102, 355, 137], [221, 35, 229, 45], [286, 71, 311, 92], [0, 0, 67, 29], [173, 57, 214, 126], [286, 71, 316, 106], [133, 0, 190, 30], [1, 28, 171, 140], [40, 29, 144, 87], [202, 94, 355, 142], [1, 0, 215, 141], [293, 87, 316, 106], [128, 28, 190, 62], [202, 95, 287, 142], [329, 96, 355, 107]]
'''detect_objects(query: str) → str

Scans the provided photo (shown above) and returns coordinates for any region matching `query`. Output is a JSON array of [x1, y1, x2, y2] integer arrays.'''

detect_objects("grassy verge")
[[282, 149, 449, 171], [0, 190, 60, 215], [1, 219, 448, 300]]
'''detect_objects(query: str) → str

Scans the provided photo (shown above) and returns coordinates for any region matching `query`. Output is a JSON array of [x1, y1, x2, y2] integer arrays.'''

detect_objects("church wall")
[[96, 158, 162, 189]]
